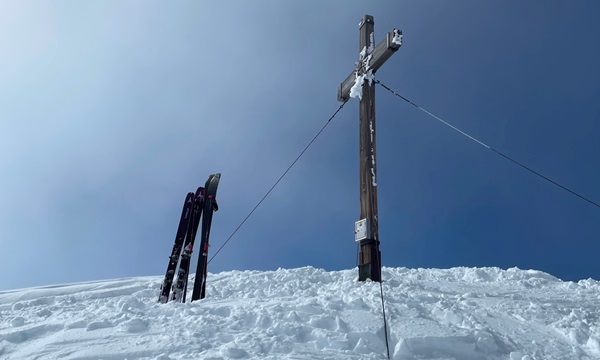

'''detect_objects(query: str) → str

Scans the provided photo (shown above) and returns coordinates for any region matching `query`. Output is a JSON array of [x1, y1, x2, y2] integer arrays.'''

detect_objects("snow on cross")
[[349, 54, 374, 101], [392, 29, 403, 46]]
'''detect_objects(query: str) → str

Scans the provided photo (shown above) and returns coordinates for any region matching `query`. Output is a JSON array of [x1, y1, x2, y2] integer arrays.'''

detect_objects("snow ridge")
[[1, 266, 599, 359]]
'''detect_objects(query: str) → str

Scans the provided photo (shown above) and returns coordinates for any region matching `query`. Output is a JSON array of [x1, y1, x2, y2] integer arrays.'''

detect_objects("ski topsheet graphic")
[[158, 173, 221, 303]]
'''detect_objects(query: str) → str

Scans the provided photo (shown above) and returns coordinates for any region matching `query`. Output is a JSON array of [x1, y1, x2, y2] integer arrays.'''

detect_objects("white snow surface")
[[1, 266, 600, 360]]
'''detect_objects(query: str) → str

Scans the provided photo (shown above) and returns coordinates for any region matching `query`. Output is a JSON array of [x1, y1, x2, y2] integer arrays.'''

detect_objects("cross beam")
[[338, 15, 402, 282], [338, 17, 402, 102]]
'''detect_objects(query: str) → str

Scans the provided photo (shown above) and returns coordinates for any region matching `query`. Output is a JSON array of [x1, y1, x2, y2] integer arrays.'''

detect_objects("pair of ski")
[[158, 173, 221, 303]]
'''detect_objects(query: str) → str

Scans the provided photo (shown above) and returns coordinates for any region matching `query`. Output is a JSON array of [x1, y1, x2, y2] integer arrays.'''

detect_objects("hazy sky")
[[1, 1, 599, 291]]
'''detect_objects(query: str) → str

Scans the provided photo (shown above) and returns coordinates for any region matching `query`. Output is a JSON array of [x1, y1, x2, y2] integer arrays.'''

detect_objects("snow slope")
[[1, 267, 599, 359]]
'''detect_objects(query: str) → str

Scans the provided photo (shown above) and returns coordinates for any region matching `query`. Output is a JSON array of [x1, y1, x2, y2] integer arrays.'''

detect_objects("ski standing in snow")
[[158, 173, 221, 303]]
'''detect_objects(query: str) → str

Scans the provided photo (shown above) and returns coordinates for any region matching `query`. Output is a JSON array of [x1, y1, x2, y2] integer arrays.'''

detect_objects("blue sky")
[[1, 1, 599, 291]]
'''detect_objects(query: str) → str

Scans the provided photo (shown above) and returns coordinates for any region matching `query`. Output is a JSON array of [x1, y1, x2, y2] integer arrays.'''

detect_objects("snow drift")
[[1, 266, 599, 359]]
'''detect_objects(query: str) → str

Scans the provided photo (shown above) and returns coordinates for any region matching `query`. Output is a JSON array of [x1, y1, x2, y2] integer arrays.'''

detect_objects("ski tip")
[[204, 173, 221, 187]]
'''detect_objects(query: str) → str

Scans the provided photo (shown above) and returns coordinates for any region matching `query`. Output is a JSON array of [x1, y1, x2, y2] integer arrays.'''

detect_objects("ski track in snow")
[[0, 267, 599, 359]]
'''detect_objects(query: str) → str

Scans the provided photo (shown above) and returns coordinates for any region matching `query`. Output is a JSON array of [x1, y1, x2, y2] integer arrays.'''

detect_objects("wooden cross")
[[338, 15, 402, 282]]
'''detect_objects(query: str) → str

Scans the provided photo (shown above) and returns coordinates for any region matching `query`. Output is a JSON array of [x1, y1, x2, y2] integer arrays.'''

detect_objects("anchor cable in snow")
[[379, 278, 391, 360]]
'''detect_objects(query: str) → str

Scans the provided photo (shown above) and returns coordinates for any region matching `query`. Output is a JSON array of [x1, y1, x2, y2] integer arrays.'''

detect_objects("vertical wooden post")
[[357, 15, 381, 282]]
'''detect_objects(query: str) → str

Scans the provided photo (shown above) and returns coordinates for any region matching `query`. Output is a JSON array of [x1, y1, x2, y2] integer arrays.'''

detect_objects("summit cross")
[[338, 15, 403, 282]]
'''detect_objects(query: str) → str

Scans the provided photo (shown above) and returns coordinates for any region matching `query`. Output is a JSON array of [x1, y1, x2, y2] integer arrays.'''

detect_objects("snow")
[[360, 46, 368, 59], [392, 29, 403, 46], [350, 34, 377, 101], [350, 54, 374, 101], [349, 72, 366, 100], [1, 266, 600, 359]]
